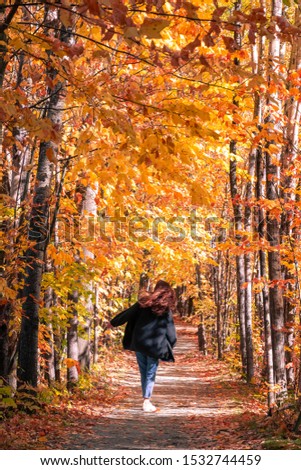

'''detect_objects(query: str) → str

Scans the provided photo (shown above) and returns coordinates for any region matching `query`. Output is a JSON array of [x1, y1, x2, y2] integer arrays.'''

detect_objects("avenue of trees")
[[1, 0, 301, 429]]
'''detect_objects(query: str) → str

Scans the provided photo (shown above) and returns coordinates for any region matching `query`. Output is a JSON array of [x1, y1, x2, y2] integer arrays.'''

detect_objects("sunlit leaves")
[[140, 18, 170, 38], [3, 1, 301, 423]]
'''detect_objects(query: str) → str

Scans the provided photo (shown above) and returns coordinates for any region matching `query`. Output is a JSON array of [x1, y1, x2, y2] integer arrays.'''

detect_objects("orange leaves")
[[47, 244, 74, 265], [65, 358, 81, 374], [179, 1, 200, 19], [60, 0, 75, 28], [140, 18, 170, 39], [84, 0, 101, 16], [268, 278, 291, 289], [289, 87, 301, 98], [179, 34, 201, 61], [191, 182, 212, 208], [222, 36, 237, 53], [68, 42, 85, 58], [46, 36, 85, 59], [46, 147, 58, 164], [229, 7, 266, 25]]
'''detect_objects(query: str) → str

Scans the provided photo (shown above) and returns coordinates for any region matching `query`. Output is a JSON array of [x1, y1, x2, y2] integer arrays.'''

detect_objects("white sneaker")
[[143, 400, 157, 412]]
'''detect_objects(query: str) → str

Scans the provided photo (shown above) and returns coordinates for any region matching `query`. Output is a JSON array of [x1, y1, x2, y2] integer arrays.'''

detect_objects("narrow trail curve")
[[64, 321, 266, 450]]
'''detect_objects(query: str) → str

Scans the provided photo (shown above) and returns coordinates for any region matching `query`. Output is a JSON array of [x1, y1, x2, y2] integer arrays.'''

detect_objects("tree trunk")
[[139, 273, 150, 290], [198, 318, 207, 356], [244, 147, 255, 381], [18, 10, 70, 388], [216, 228, 226, 360], [93, 285, 99, 365], [67, 291, 79, 389], [266, 0, 287, 400], [54, 327, 62, 383], [230, 143, 247, 376], [229, 0, 248, 377], [256, 144, 275, 410], [43, 286, 55, 385], [17, 140, 54, 388], [280, 7, 301, 387], [196, 263, 207, 355], [251, 15, 274, 403], [78, 183, 98, 370], [0, 303, 10, 382]]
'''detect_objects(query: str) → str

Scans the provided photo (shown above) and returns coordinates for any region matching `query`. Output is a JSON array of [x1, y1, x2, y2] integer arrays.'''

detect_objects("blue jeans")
[[135, 352, 159, 399]]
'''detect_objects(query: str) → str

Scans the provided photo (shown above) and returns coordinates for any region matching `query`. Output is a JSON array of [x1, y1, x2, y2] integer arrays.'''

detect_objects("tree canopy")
[[1, 0, 301, 431]]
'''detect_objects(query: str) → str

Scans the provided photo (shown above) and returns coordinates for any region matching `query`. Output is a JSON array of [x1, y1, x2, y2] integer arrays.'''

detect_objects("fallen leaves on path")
[[1, 321, 300, 450]]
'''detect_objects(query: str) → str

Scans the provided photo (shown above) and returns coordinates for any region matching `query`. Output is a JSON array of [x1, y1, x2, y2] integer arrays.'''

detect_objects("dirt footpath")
[[57, 322, 266, 450]]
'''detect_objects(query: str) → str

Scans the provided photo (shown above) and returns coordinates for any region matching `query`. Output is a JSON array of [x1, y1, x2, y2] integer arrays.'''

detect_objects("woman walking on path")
[[110, 280, 177, 412]]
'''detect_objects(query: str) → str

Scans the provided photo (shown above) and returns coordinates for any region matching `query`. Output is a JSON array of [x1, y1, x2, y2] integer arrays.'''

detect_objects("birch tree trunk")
[[266, 0, 287, 399], [244, 151, 255, 382], [280, 6, 301, 387], [93, 286, 99, 365], [78, 183, 98, 370], [251, 8, 275, 407], [196, 263, 207, 355], [18, 9, 71, 388], [229, 0, 247, 376], [67, 291, 79, 389]]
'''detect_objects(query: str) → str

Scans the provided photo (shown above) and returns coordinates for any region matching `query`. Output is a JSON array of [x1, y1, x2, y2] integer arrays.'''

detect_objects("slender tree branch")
[[0, 0, 22, 33], [16, 22, 156, 66]]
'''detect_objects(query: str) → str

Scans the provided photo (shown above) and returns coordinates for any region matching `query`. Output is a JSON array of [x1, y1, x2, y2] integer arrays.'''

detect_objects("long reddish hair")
[[138, 280, 177, 315]]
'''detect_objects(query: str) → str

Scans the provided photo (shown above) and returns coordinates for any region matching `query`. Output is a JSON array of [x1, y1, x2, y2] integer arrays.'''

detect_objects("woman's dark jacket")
[[110, 302, 177, 362]]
